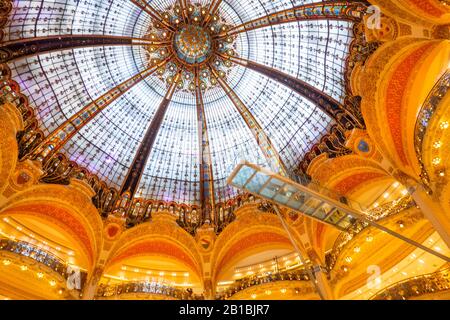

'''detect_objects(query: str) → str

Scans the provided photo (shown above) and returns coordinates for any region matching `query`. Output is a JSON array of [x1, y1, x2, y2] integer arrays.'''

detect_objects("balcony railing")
[[0, 238, 87, 289], [96, 282, 204, 300], [414, 70, 450, 189], [370, 267, 450, 300], [217, 268, 310, 300], [325, 196, 416, 271]]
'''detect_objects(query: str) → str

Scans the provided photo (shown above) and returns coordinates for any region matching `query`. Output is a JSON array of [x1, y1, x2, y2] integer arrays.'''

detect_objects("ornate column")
[[195, 223, 217, 300], [82, 215, 126, 300]]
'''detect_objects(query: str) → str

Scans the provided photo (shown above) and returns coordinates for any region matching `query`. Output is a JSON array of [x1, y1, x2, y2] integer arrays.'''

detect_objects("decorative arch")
[[333, 209, 433, 298], [306, 153, 394, 259], [0, 181, 104, 270], [105, 213, 204, 281], [211, 206, 298, 283], [358, 38, 450, 181]]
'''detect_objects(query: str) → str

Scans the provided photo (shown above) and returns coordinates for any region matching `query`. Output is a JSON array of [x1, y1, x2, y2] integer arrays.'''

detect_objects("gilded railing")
[[96, 282, 204, 300], [217, 268, 310, 300], [325, 196, 416, 271], [370, 267, 450, 300], [0, 238, 88, 289], [414, 70, 450, 190]]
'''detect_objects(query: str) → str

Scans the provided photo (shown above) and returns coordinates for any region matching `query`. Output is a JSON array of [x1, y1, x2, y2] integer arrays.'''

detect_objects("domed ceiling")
[[3, 0, 361, 206]]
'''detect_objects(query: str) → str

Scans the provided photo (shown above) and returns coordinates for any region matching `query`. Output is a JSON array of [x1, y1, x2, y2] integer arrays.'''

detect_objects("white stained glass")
[[4, 0, 356, 204]]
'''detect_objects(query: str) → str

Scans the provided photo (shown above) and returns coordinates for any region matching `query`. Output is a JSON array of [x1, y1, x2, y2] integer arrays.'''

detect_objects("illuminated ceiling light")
[[353, 246, 361, 253], [281, 289, 287, 294], [440, 121, 449, 129], [20, 265, 28, 271], [184, 273, 189, 277], [2, 259, 11, 266], [345, 256, 352, 263], [393, 182, 400, 188], [49, 280, 57, 287], [68, 251, 74, 256], [434, 141, 442, 149], [265, 290, 272, 295], [418, 259, 425, 264], [401, 189, 408, 196], [373, 202, 379, 208], [58, 290, 63, 295], [383, 192, 390, 199], [432, 157, 442, 166], [251, 294, 257, 299], [37, 272, 44, 279], [121, 266, 127, 271], [366, 235, 374, 242], [159, 272, 165, 276], [172, 272, 177, 277], [134, 268, 139, 273]]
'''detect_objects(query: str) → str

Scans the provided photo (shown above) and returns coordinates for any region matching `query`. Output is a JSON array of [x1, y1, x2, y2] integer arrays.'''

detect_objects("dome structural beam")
[[194, 68, 216, 224], [0, 35, 164, 64], [119, 72, 182, 198], [202, 0, 223, 27], [25, 57, 172, 164], [214, 0, 368, 40], [130, 0, 176, 32], [218, 53, 364, 129], [209, 64, 289, 177], [179, 0, 191, 24]]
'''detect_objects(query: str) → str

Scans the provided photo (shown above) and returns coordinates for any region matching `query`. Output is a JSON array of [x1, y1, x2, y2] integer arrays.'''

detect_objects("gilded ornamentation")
[[109, 240, 200, 276], [384, 42, 438, 166], [106, 217, 204, 277], [369, 0, 447, 27], [371, 267, 450, 300], [0, 183, 104, 267], [214, 232, 292, 278], [360, 38, 439, 180]]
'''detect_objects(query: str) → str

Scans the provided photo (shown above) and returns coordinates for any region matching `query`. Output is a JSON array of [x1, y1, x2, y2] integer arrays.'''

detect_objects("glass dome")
[[4, 0, 357, 206]]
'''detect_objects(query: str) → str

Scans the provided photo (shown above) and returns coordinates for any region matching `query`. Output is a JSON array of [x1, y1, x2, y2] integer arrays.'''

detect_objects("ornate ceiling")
[[3, 0, 359, 206]]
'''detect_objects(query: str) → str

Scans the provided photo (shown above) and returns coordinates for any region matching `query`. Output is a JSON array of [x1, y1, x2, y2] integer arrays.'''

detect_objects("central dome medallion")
[[174, 25, 213, 65], [144, 2, 238, 92]]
